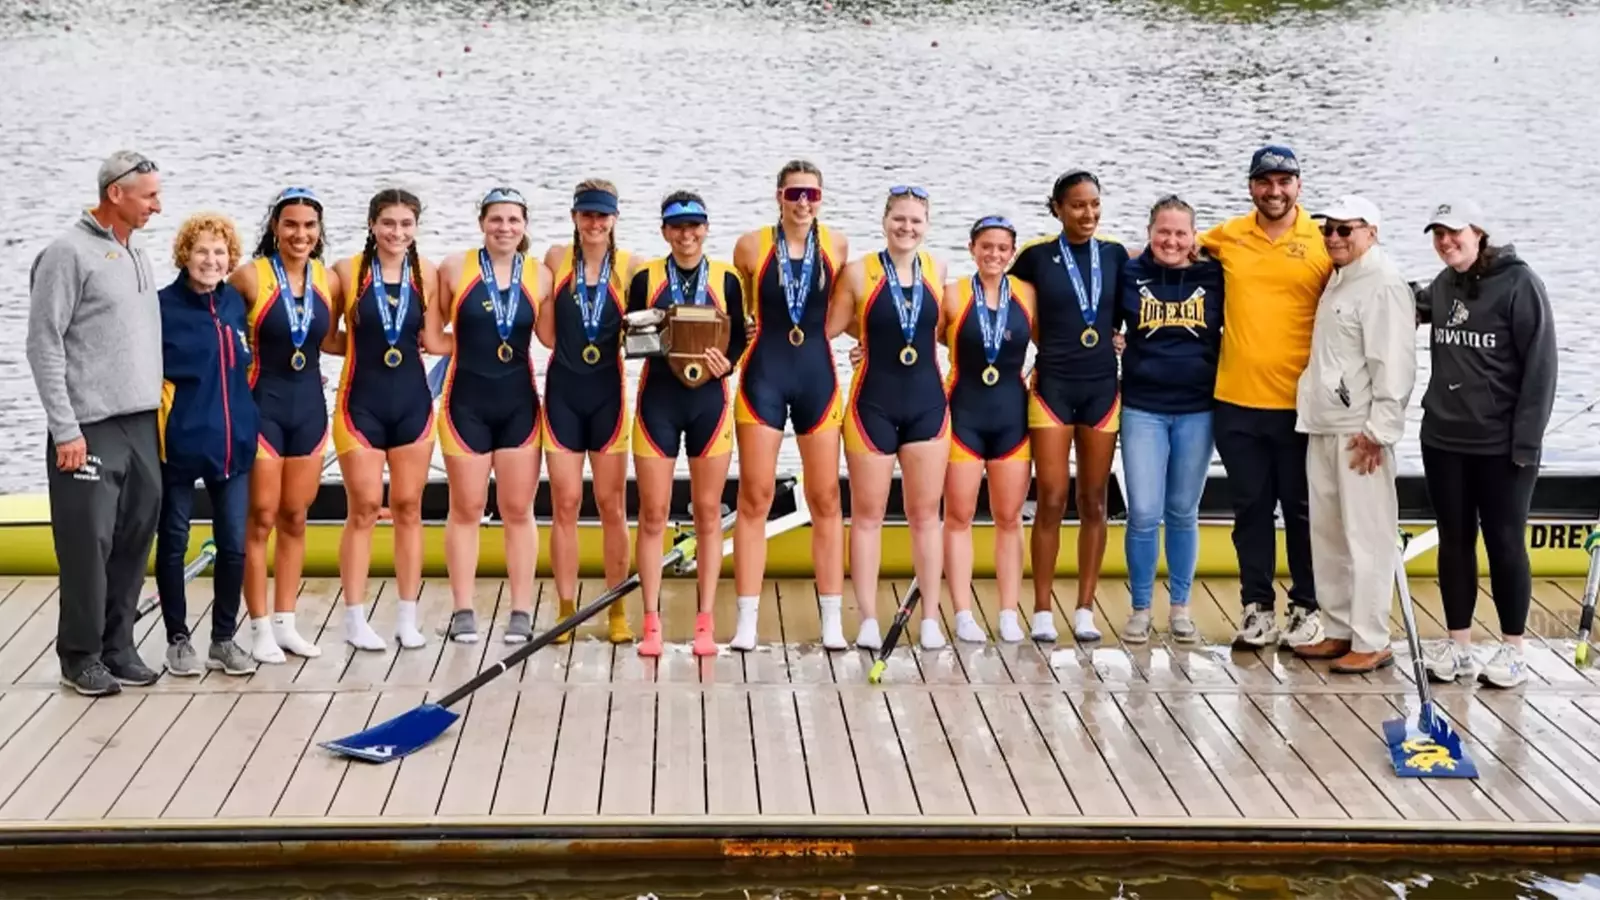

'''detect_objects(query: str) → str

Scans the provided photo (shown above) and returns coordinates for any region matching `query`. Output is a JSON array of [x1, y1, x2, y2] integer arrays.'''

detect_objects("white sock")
[[395, 599, 426, 649], [345, 604, 386, 651], [271, 612, 321, 658], [249, 617, 285, 664], [856, 617, 883, 650], [730, 595, 759, 651], [998, 609, 1024, 643], [1073, 607, 1102, 641], [919, 617, 947, 650], [954, 610, 986, 643], [1031, 610, 1058, 642], [818, 594, 846, 650]]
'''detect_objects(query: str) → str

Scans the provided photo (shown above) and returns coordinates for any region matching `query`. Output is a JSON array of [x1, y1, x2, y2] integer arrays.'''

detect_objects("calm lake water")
[[4, 858, 1600, 899], [2, 0, 1599, 494]]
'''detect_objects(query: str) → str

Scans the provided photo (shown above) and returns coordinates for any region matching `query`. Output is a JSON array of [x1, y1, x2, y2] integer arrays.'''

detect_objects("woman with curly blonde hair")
[[155, 212, 261, 677]]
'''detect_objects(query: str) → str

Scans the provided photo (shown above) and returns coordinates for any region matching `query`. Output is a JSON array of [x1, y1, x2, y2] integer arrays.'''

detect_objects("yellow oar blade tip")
[[867, 661, 886, 684]]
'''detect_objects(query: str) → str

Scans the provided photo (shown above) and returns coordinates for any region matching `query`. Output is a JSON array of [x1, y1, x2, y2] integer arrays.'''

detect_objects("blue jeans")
[[156, 468, 249, 645], [1121, 407, 1214, 611]]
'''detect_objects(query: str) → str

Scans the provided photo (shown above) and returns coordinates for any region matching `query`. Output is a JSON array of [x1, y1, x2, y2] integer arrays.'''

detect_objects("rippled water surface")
[[3, 0, 1598, 493]]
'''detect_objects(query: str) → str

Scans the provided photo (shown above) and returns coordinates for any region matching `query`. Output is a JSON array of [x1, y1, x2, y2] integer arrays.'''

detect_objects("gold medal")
[[899, 345, 918, 366], [384, 346, 403, 368], [981, 365, 999, 387], [582, 343, 602, 365], [684, 362, 704, 384], [789, 325, 805, 347], [497, 342, 514, 363], [1080, 327, 1100, 348], [290, 349, 307, 372]]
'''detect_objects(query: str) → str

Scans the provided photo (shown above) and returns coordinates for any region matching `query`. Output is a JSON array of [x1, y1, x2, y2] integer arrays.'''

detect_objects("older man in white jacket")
[[1292, 195, 1418, 674]]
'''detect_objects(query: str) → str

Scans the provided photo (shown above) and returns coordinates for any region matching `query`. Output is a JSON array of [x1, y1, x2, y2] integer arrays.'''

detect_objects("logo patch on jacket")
[[1447, 299, 1469, 327], [1137, 286, 1208, 334]]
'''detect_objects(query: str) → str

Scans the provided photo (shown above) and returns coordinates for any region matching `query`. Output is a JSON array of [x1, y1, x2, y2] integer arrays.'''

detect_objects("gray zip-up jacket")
[[1295, 244, 1418, 445], [26, 210, 163, 445]]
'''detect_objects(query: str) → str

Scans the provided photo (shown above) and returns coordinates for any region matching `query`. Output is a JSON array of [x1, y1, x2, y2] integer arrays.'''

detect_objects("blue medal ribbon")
[[369, 253, 413, 366], [572, 247, 613, 346], [880, 250, 924, 348], [1057, 234, 1102, 335], [774, 222, 818, 338], [972, 274, 1010, 366], [667, 256, 709, 308], [478, 248, 525, 360], [271, 254, 312, 367]]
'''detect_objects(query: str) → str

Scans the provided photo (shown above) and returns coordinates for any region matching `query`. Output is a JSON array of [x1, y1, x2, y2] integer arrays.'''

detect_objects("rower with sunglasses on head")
[[627, 193, 748, 658], [428, 187, 552, 645], [1009, 169, 1130, 644], [730, 161, 852, 651], [328, 188, 440, 653], [828, 184, 950, 651], [942, 216, 1037, 644], [537, 180, 639, 646], [228, 186, 336, 663]]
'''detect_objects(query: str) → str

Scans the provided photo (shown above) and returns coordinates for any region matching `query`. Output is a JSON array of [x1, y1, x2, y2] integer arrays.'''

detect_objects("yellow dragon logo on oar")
[[1402, 738, 1457, 772]]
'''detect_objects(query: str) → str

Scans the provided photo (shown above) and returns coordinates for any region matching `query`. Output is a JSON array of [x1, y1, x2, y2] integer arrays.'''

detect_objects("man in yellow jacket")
[[1293, 195, 1417, 673], [1200, 145, 1332, 651]]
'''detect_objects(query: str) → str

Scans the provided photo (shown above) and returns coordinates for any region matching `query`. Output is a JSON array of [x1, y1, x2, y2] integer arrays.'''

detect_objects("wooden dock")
[[2, 571, 1600, 872]]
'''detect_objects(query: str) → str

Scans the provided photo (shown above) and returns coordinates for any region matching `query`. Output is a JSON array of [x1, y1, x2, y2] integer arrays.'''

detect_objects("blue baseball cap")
[[1249, 145, 1301, 179], [661, 198, 708, 226], [573, 188, 618, 215]]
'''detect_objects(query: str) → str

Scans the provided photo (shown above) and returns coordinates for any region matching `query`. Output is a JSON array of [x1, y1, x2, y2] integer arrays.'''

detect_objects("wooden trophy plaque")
[[665, 304, 729, 388]]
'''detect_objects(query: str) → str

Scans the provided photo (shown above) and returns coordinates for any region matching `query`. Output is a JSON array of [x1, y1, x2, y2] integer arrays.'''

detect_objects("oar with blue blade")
[[1383, 530, 1477, 779], [427, 354, 451, 398]]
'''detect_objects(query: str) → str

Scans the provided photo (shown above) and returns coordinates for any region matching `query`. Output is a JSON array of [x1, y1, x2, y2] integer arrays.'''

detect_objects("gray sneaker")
[[504, 610, 533, 644], [165, 640, 203, 677], [207, 640, 259, 676], [107, 655, 161, 686], [1169, 607, 1199, 644], [1123, 610, 1152, 644], [448, 609, 479, 643], [60, 660, 122, 697]]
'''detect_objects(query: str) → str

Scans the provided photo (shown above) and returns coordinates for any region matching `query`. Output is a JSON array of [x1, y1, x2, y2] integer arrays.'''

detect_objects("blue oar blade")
[[427, 355, 451, 398], [1382, 706, 1477, 779], [320, 703, 459, 764]]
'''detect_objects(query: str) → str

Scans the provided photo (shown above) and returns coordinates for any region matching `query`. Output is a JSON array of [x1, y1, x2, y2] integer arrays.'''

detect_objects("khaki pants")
[[1306, 433, 1397, 653]]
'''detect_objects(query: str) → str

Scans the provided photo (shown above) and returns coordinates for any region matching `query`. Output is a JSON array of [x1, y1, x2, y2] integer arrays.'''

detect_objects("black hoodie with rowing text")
[[1415, 244, 1557, 465]]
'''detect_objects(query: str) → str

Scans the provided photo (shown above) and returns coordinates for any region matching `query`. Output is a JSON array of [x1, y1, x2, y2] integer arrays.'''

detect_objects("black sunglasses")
[[1320, 222, 1367, 238], [105, 157, 159, 187]]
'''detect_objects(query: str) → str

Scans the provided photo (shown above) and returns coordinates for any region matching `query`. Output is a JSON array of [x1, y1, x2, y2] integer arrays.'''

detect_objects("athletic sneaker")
[[1123, 610, 1151, 644], [106, 655, 161, 686], [1281, 606, 1324, 649], [60, 660, 121, 697], [1478, 643, 1528, 689], [207, 641, 259, 676], [165, 639, 202, 677], [1422, 639, 1473, 683], [448, 609, 479, 644], [504, 610, 533, 644], [1233, 603, 1280, 649], [1169, 607, 1199, 643]]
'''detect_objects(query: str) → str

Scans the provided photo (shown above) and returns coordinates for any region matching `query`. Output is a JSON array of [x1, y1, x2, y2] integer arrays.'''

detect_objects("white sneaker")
[[1232, 603, 1279, 649], [1123, 610, 1151, 644], [730, 596, 759, 651], [1072, 607, 1101, 642], [1281, 606, 1324, 649], [395, 599, 427, 650], [344, 605, 387, 651], [997, 609, 1025, 643], [819, 595, 847, 650], [1422, 639, 1473, 682], [249, 617, 286, 664], [919, 618, 947, 650], [1031, 610, 1058, 642], [272, 613, 321, 659], [954, 610, 987, 643], [1478, 643, 1528, 689], [856, 618, 883, 651], [1169, 607, 1199, 644]]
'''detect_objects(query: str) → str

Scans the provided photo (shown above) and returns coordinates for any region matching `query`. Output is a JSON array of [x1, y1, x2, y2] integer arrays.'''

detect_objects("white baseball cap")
[[1315, 194, 1382, 230], [1423, 198, 1487, 234]]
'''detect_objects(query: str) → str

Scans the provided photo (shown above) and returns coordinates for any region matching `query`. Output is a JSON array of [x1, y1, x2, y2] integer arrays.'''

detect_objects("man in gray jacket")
[[26, 150, 166, 696], [1292, 195, 1418, 674]]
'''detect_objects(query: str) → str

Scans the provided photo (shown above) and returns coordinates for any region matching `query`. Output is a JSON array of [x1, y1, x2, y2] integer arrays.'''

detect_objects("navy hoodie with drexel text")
[[1113, 248, 1226, 414]]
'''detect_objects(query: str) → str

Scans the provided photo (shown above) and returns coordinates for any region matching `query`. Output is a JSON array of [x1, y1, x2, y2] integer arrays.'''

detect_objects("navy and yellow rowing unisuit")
[[945, 275, 1034, 463], [438, 249, 539, 458], [844, 250, 947, 456], [1011, 233, 1128, 431], [626, 256, 747, 459], [735, 222, 844, 435], [542, 245, 634, 456], [332, 252, 435, 455], [247, 256, 332, 459]]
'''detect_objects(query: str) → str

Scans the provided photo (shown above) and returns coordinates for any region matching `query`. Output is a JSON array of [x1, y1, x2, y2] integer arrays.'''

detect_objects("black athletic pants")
[[46, 412, 162, 677], [1421, 443, 1536, 636], [1213, 401, 1317, 611]]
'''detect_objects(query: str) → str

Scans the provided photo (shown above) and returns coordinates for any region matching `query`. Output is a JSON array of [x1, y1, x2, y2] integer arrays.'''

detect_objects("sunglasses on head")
[[273, 186, 321, 207], [970, 215, 1016, 238], [781, 186, 822, 204], [1320, 221, 1367, 238], [106, 156, 158, 187], [481, 186, 527, 209], [889, 184, 929, 200]]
